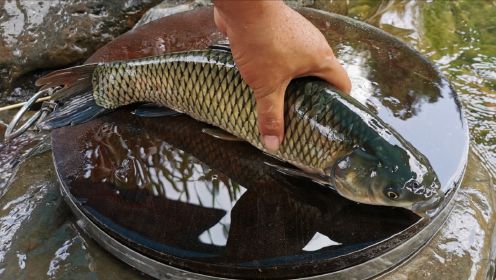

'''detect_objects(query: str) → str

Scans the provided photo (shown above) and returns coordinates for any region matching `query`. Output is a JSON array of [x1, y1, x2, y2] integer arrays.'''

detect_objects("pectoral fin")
[[264, 162, 334, 187], [202, 128, 242, 141], [132, 104, 183, 118]]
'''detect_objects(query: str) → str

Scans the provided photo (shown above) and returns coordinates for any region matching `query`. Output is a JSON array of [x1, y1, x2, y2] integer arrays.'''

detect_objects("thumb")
[[254, 82, 288, 153]]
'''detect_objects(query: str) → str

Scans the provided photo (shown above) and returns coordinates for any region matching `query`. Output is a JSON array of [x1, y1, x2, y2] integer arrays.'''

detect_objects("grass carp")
[[36, 47, 444, 216]]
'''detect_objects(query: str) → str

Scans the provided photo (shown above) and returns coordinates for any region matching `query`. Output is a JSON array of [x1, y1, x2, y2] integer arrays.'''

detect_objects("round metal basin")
[[51, 7, 469, 280]]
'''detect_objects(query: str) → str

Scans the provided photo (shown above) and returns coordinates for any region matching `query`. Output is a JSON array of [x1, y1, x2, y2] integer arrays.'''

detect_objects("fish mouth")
[[411, 192, 445, 218]]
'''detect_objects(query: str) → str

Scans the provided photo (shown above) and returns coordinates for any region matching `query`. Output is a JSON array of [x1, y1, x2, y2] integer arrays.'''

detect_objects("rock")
[[134, 0, 208, 28], [0, 0, 162, 97], [86, 7, 224, 64], [134, 0, 315, 29]]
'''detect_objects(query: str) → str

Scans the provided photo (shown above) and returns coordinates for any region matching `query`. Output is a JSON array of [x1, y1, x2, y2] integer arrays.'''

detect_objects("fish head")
[[331, 145, 444, 217]]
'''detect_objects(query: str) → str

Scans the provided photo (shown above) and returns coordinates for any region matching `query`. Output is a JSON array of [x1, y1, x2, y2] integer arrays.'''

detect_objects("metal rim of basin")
[[54, 163, 462, 280]]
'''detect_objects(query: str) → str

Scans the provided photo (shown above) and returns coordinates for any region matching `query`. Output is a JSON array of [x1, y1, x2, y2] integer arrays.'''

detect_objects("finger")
[[312, 55, 352, 94], [254, 83, 288, 153]]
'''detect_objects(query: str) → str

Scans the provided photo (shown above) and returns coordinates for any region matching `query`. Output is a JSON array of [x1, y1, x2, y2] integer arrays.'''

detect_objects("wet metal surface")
[[49, 7, 468, 279], [53, 111, 422, 278]]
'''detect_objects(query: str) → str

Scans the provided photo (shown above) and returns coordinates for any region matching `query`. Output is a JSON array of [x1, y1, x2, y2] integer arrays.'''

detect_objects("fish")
[[35, 46, 444, 216]]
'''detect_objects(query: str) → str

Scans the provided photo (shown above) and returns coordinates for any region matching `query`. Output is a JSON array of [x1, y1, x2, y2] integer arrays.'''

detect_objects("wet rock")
[[0, 0, 162, 97], [134, 0, 315, 29], [86, 7, 224, 64], [0, 123, 5, 138], [134, 0, 208, 28]]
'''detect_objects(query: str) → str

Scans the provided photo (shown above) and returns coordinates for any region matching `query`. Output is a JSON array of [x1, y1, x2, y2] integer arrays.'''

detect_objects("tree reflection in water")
[[62, 111, 418, 266]]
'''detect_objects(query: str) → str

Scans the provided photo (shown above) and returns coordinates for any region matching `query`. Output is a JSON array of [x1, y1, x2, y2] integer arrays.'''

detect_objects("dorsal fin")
[[208, 40, 231, 52], [264, 162, 334, 187]]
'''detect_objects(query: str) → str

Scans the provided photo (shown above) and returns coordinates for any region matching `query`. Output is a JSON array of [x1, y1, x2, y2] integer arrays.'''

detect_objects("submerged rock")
[[0, 0, 162, 97]]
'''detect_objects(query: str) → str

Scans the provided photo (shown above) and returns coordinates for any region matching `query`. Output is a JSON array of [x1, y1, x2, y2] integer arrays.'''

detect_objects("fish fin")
[[36, 64, 97, 101], [264, 162, 333, 187], [201, 128, 242, 141], [132, 104, 183, 118], [37, 91, 108, 130], [291, 162, 324, 175], [208, 40, 231, 52], [35, 64, 109, 130]]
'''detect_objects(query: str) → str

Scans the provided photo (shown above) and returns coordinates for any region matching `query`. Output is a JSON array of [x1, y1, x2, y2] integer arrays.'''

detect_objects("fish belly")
[[92, 50, 351, 172]]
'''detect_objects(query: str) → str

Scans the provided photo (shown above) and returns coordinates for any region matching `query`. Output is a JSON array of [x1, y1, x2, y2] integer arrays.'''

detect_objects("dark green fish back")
[[92, 49, 354, 172]]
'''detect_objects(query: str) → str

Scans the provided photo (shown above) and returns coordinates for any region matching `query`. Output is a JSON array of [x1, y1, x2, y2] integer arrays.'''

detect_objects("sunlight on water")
[[333, 1, 495, 278], [352, 0, 496, 177], [80, 122, 247, 247]]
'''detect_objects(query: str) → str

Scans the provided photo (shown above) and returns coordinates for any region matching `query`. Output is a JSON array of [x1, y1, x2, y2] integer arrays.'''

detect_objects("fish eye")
[[387, 191, 399, 200]]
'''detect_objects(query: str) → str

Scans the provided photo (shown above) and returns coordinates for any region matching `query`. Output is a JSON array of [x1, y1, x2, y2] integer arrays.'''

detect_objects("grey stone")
[[134, 0, 210, 28], [0, 0, 162, 97], [134, 0, 316, 29]]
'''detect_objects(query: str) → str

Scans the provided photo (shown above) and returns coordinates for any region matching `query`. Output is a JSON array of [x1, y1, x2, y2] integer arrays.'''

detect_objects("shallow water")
[[0, 0, 495, 279], [321, 1, 496, 278]]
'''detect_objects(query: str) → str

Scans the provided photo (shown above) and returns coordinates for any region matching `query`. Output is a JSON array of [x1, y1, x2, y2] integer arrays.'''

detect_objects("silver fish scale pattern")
[[282, 81, 353, 170], [92, 49, 354, 172]]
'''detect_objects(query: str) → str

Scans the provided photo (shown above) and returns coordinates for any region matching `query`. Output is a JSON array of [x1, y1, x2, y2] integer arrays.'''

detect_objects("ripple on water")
[[379, 152, 495, 280], [0, 132, 50, 199], [437, 190, 489, 280]]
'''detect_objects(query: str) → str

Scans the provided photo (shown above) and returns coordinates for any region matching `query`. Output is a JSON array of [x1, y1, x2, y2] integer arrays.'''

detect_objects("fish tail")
[[36, 64, 97, 100], [35, 64, 109, 130]]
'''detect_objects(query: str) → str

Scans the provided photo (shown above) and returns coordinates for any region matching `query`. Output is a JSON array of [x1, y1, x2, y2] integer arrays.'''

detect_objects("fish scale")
[[35, 45, 446, 213], [91, 49, 353, 173]]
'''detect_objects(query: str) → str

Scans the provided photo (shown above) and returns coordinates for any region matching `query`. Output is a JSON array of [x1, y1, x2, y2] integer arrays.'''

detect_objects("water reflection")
[[338, 41, 442, 120], [317, 0, 496, 176], [308, 1, 495, 278], [53, 111, 420, 277], [81, 122, 246, 247]]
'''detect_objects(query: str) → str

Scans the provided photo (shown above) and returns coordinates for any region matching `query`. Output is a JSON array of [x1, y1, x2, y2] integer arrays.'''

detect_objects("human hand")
[[214, 1, 351, 153]]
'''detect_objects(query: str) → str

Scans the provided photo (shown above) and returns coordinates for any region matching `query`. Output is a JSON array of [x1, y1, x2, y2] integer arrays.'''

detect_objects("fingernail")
[[263, 135, 280, 153]]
